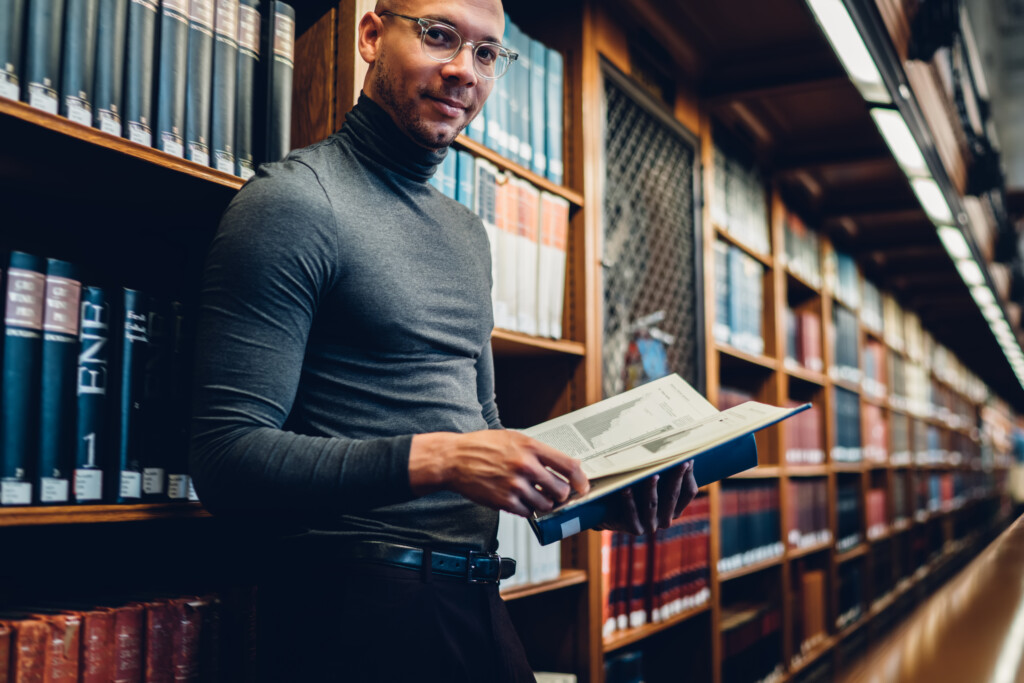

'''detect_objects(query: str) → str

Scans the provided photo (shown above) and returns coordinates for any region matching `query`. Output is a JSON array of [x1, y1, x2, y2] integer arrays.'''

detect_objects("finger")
[[619, 487, 643, 535], [674, 461, 699, 518], [516, 480, 559, 513], [658, 463, 686, 529], [529, 463, 573, 503], [527, 438, 591, 495], [633, 475, 659, 535]]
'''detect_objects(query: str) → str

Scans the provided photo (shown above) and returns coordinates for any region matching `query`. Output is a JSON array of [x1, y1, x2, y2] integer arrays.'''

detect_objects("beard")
[[372, 47, 470, 149]]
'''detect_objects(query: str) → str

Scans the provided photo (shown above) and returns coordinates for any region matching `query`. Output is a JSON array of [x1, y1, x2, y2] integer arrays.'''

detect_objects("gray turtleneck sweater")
[[190, 94, 501, 552]]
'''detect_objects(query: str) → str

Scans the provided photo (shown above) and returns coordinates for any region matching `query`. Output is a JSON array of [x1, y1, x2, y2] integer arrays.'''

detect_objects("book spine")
[[210, 0, 238, 173], [528, 38, 546, 176], [41, 614, 81, 683], [123, 0, 157, 146], [2, 252, 46, 505], [23, 0, 64, 113], [38, 258, 81, 504], [0, 623, 9, 681], [544, 46, 563, 185], [144, 601, 174, 683], [112, 605, 143, 683], [156, 0, 189, 157], [5, 619, 47, 680], [264, 0, 293, 163], [233, 0, 259, 178], [170, 598, 204, 682], [60, 0, 98, 124], [80, 609, 115, 683], [74, 286, 110, 503], [185, 0, 215, 164], [0, 0, 25, 100], [93, 0, 126, 135], [515, 31, 530, 169], [503, 18, 520, 164], [165, 301, 190, 499], [140, 298, 168, 500], [110, 288, 147, 502], [455, 150, 474, 210]]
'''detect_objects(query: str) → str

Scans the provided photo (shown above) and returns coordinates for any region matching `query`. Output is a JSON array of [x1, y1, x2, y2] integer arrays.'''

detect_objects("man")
[[190, 1, 697, 680]]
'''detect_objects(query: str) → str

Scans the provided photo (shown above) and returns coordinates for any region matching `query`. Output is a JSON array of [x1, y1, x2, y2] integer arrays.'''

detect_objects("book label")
[[188, 143, 210, 166], [238, 5, 260, 55], [129, 122, 153, 147], [143, 467, 165, 494], [168, 474, 189, 499], [6, 267, 46, 329], [214, 0, 238, 38], [273, 12, 295, 66], [215, 151, 234, 173], [238, 162, 254, 180], [120, 471, 142, 498], [40, 477, 70, 502], [0, 74, 17, 101], [560, 517, 580, 538], [1, 481, 32, 505], [161, 133, 184, 158], [44, 275, 82, 335], [28, 84, 59, 114], [163, 0, 188, 17], [74, 469, 103, 501], [187, 478, 199, 501], [98, 111, 123, 137], [66, 98, 93, 127]]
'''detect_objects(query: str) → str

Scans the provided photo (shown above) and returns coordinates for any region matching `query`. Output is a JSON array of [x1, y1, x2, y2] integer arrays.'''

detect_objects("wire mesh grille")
[[602, 75, 701, 398]]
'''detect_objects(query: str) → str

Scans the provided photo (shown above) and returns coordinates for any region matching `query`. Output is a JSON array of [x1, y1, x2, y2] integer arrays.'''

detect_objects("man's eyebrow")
[[424, 14, 502, 44]]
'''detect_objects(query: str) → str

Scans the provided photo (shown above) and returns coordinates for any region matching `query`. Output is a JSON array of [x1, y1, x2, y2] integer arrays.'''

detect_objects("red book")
[[143, 600, 174, 683], [628, 533, 649, 628], [39, 614, 80, 683], [0, 618, 47, 683], [614, 532, 631, 631], [170, 598, 206, 682], [798, 311, 823, 372], [600, 531, 615, 637], [112, 604, 144, 683], [0, 622, 10, 683], [78, 607, 116, 683]]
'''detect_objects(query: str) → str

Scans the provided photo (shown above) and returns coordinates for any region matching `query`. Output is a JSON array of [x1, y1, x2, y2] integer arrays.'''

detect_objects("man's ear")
[[357, 11, 384, 66]]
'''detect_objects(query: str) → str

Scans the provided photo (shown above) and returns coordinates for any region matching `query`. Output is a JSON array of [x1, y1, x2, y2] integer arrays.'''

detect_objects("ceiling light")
[[806, 0, 891, 103], [982, 303, 1003, 322], [871, 108, 928, 176], [970, 286, 996, 307], [956, 259, 985, 286], [937, 226, 972, 260], [911, 178, 954, 223]]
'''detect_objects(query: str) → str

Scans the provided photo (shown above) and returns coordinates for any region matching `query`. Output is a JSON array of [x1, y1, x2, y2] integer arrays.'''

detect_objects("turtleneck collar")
[[339, 92, 448, 183]]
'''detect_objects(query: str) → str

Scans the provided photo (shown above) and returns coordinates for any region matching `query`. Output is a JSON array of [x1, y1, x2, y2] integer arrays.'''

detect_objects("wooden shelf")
[[832, 377, 862, 395], [719, 554, 784, 582], [832, 462, 865, 473], [788, 635, 838, 678], [785, 465, 829, 477], [713, 224, 773, 267], [500, 568, 587, 601], [0, 502, 210, 527], [787, 539, 833, 559], [454, 135, 584, 207], [603, 602, 711, 653], [729, 465, 781, 479], [784, 267, 822, 298], [785, 363, 827, 387], [491, 329, 586, 357], [716, 343, 778, 372], [835, 543, 868, 562]]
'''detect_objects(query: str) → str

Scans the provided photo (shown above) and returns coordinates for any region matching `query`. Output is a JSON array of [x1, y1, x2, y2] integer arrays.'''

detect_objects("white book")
[[493, 174, 518, 330], [473, 157, 501, 321], [538, 192, 569, 339], [497, 510, 522, 588], [512, 178, 541, 336]]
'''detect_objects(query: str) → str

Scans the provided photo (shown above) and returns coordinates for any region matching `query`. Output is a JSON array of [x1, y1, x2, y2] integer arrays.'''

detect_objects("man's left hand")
[[595, 460, 698, 535]]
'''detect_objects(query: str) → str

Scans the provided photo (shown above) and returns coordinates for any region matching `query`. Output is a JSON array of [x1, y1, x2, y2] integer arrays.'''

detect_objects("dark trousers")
[[257, 547, 536, 682]]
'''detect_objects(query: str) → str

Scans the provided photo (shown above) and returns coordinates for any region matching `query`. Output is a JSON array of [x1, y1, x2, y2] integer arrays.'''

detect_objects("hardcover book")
[[140, 297, 169, 499], [60, 0, 98, 124], [259, 0, 293, 164], [0, 0, 25, 100], [93, 0, 126, 136], [234, 0, 259, 178], [23, 0, 64, 113], [124, 0, 157, 145], [75, 286, 110, 503], [523, 374, 808, 545], [210, 0, 239, 173], [110, 287, 147, 502], [156, 0, 189, 157], [186, 0, 215, 165]]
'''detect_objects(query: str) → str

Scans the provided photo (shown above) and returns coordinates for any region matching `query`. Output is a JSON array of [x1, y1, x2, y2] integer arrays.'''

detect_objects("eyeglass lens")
[[421, 23, 510, 78]]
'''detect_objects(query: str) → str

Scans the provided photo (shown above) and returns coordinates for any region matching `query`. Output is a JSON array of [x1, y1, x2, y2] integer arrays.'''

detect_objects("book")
[[528, 38, 546, 176], [234, 0, 259, 178], [156, 0, 189, 157], [0, 0, 25, 100], [75, 286, 110, 503], [165, 301, 191, 500], [140, 298, 169, 499], [537, 191, 569, 339], [186, 0, 215, 165], [544, 46, 563, 185], [512, 177, 540, 336], [38, 258, 81, 504], [259, 0, 294, 164], [2, 252, 46, 505], [110, 287, 147, 502], [210, 0, 239, 173], [124, 0, 157, 145], [472, 156, 499, 319], [93, 0, 126, 136], [523, 374, 808, 544], [492, 171, 517, 330], [60, 0, 98, 125], [169, 597, 206, 682], [23, 0, 63, 113], [113, 603, 145, 683], [0, 617, 47, 680], [455, 150, 474, 210]]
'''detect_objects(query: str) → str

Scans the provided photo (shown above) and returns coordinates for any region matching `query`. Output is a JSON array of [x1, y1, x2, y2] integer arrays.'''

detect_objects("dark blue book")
[[186, 0, 215, 165], [1, 252, 46, 505], [234, 0, 259, 178], [259, 0, 293, 164], [528, 38, 546, 177], [513, 27, 531, 169], [0, 0, 25, 100], [59, 0, 98, 124], [123, 0, 157, 146], [504, 19, 522, 166], [155, 0, 189, 157], [93, 0, 126, 136], [165, 301, 190, 500], [23, 0, 64, 113], [210, 0, 239, 174], [37, 259, 82, 504], [140, 297, 169, 500], [545, 46, 563, 185], [109, 287, 147, 502], [74, 286, 110, 503], [455, 150, 474, 210]]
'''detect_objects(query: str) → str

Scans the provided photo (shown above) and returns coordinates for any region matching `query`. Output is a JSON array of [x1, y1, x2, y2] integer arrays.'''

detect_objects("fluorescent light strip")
[[956, 259, 986, 287], [871, 108, 929, 176], [806, 0, 891, 103], [971, 286, 996, 307], [911, 178, 954, 223], [937, 226, 972, 260]]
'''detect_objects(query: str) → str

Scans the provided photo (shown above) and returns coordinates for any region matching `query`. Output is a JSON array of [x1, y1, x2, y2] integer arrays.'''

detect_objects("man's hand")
[[596, 460, 698, 535], [409, 430, 590, 517]]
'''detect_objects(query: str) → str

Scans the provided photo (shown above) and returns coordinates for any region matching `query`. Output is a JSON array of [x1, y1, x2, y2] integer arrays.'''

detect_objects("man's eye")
[[424, 26, 456, 46], [476, 47, 496, 64]]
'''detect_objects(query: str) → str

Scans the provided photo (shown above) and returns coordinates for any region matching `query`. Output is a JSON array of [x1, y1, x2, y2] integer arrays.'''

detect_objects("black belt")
[[340, 541, 516, 584]]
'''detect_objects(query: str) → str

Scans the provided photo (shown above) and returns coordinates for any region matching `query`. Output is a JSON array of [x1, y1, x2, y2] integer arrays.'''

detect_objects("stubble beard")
[[373, 48, 467, 149]]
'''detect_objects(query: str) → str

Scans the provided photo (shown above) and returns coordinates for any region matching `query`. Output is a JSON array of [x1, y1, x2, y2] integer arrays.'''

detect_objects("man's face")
[[365, 0, 505, 149]]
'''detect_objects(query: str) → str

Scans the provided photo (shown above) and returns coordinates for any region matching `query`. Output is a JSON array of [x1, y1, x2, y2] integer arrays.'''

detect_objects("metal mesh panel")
[[602, 75, 701, 398]]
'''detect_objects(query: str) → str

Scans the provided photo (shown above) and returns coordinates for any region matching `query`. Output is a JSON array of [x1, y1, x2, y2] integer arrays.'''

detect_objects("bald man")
[[190, 0, 694, 679]]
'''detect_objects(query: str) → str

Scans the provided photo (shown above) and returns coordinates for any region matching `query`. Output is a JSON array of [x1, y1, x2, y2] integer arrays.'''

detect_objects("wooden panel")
[[293, 9, 337, 149], [0, 503, 210, 527]]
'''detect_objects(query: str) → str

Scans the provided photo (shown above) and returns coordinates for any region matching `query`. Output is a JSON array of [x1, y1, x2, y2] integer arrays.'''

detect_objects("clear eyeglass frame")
[[379, 11, 519, 80]]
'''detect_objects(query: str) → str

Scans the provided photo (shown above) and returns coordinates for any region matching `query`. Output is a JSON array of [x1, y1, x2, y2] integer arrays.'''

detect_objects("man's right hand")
[[409, 430, 590, 517]]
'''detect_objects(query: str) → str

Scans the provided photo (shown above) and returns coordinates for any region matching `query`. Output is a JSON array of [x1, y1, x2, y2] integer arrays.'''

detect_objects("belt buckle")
[[466, 550, 499, 584]]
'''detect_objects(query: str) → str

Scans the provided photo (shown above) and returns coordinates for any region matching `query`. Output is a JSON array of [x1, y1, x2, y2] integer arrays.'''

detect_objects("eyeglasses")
[[378, 11, 518, 80]]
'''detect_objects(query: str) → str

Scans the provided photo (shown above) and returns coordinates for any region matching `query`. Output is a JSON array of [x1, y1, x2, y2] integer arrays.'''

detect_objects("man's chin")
[[412, 121, 463, 149]]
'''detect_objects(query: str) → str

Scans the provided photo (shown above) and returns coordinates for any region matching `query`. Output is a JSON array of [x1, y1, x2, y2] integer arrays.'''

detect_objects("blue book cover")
[[93, 0, 126, 135], [0, 0, 25, 100], [140, 297, 170, 500], [440, 150, 457, 199], [2, 252, 46, 505], [749, 254, 764, 355], [545, 46, 563, 185], [467, 96, 485, 143], [23, 0, 64, 113], [186, 0, 215, 164], [495, 13, 511, 160], [165, 301, 191, 499], [234, 0, 259, 178], [514, 28, 531, 169], [60, 0, 99, 124], [505, 20, 524, 167], [727, 246, 745, 352], [110, 287, 147, 502], [262, 0, 295, 164], [124, 0, 157, 145], [156, 0, 189, 156], [427, 161, 443, 192], [38, 258, 82, 504], [455, 150, 475, 210], [528, 38, 546, 177], [210, 0, 239, 173], [712, 240, 730, 344], [74, 286, 110, 503]]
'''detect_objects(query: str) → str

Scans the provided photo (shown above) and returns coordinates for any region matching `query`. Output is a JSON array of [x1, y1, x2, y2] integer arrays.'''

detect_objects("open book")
[[522, 374, 809, 545]]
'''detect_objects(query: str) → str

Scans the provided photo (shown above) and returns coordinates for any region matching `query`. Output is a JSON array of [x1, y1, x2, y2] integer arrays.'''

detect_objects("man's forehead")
[[401, 0, 505, 39]]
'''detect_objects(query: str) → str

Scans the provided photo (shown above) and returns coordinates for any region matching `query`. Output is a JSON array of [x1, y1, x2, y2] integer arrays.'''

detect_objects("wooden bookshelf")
[[454, 135, 584, 208], [0, 502, 210, 527], [491, 328, 586, 357], [501, 569, 588, 602], [603, 603, 712, 653]]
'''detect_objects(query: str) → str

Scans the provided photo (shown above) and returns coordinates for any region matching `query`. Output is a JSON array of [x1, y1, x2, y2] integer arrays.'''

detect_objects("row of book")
[[600, 497, 711, 637], [720, 602, 783, 683], [710, 132, 770, 257], [866, 488, 888, 539], [836, 482, 862, 552], [784, 308, 823, 374], [462, 156, 570, 338], [0, 590, 253, 681], [826, 249, 859, 310], [790, 567, 827, 659], [836, 561, 864, 630], [464, 13, 564, 185], [713, 240, 765, 356], [784, 402, 825, 466], [832, 388, 862, 463], [863, 403, 887, 463], [787, 479, 830, 549], [1, 251, 193, 506], [718, 483, 783, 573], [1, 0, 294, 178], [782, 212, 821, 289], [496, 511, 561, 589]]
